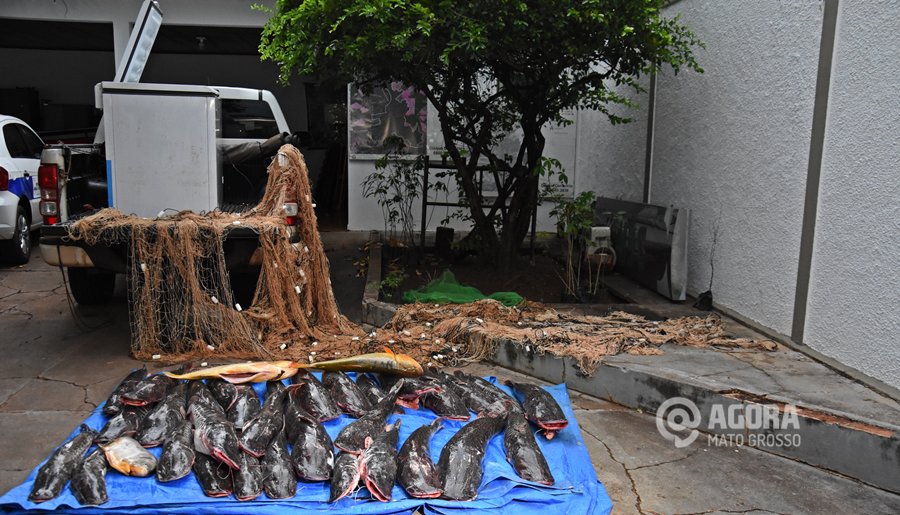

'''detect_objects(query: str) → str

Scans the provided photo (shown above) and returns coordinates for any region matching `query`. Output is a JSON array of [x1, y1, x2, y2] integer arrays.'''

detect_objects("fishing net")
[[67, 145, 362, 361], [402, 270, 523, 306], [382, 300, 778, 374]]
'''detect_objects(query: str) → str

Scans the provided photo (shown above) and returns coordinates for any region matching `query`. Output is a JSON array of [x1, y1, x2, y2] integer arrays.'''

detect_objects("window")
[[16, 125, 43, 158], [3, 124, 27, 158], [221, 99, 279, 139]]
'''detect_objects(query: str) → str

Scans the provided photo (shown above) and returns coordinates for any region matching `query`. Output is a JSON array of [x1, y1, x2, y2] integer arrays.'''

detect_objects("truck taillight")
[[0, 167, 8, 191], [283, 202, 298, 225], [38, 164, 59, 225]]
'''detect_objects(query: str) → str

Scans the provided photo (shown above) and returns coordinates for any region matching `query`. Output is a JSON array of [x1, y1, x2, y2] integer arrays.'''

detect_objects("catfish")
[[360, 420, 401, 502], [262, 432, 297, 499], [137, 383, 186, 447], [290, 372, 341, 422], [239, 388, 285, 457], [453, 371, 521, 413], [121, 373, 175, 407], [233, 452, 263, 501], [70, 448, 108, 506], [356, 373, 385, 406], [323, 370, 372, 418], [504, 411, 554, 485], [398, 418, 443, 498], [378, 375, 442, 409], [95, 405, 147, 444], [329, 452, 360, 503], [505, 380, 568, 439], [29, 425, 98, 503], [287, 403, 334, 481], [207, 379, 239, 410], [157, 419, 195, 482], [227, 384, 261, 430], [334, 381, 403, 454], [189, 387, 243, 470], [103, 368, 147, 416], [193, 453, 232, 497], [438, 412, 507, 501]]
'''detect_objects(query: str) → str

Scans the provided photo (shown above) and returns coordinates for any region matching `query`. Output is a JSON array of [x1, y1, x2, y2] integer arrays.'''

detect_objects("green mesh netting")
[[402, 270, 524, 306]]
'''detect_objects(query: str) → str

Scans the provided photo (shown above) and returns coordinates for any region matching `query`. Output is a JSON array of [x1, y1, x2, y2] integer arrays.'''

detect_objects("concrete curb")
[[490, 338, 900, 494]]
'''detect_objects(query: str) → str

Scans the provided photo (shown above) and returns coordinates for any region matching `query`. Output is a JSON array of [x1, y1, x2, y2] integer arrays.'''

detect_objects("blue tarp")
[[0, 375, 612, 515]]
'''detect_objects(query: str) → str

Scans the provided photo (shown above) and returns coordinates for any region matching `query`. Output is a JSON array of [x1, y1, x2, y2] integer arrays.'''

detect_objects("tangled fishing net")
[[68, 145, 363, 362], [383, 300, 778, 374], [65, 144, 776, 372]]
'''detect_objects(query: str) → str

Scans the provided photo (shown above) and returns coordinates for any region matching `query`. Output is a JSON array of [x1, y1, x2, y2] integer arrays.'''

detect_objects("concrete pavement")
[[1, 234, 899, 513]]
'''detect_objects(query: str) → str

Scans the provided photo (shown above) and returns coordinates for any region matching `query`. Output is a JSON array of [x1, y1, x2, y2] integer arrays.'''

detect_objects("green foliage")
[[362, 136, 426, 248], [551, 191, 597, 296], [259, 0, 702, 268], [380, 263, 407, 292]]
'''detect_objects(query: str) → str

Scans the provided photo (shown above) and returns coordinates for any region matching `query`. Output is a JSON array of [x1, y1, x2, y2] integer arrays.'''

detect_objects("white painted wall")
[[650, 0, 822, 337], [574, 82, 648, 202], [804, 0, 900, 389]]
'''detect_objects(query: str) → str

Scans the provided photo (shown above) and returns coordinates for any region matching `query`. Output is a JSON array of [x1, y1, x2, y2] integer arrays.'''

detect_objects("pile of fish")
[[27, 364, 568, 506]]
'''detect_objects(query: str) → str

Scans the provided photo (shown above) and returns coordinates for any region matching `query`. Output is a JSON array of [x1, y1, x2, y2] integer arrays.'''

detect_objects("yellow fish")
[[299, 347, 423, 377]]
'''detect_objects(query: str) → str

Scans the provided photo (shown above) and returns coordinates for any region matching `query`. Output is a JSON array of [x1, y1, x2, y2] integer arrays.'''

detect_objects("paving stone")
[[0, 379, 25, 406], [0, 378, 95, 412], [0, 411, 88, 473]]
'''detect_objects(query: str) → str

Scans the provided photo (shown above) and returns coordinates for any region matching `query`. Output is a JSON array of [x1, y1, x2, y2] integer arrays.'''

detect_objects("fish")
[[165, 361, 300, 384], [505, 380, 568, 439], [360, 420, 401, 502], [356, 373, 386, 405], [103, 368, 147, 416], [207, 379, 239, 410], [227, 385, 261, 430], [266, 380, 286, 396], [398, 418, 444, 498], [100, 436, 157, 477], [233, 452, 263, 501], [137, 383, 187, 447], [289, 372, 341, 422], [121, 373, 175, 407], [70, 448, 108, 506], [190, 389, 243, 470], [335, 381, 403, 454], [454, 371, 521, 414], [28, 425, 98, 503], [95, 405, 147, 444], [240, 388, 286, 457], [504, 411, 554, 485], [323, 370, 372, 418], [193, 453, 232, 497], [438, 412, 507, 501], [422, 390, 470, 421], [379, 374, 442, 409], [329, 452, 360, 503], [441, 371, 497, 414], [287, 404, 334, 481], [299, 347, 423, 377], [262, 432, 297, 499], [156, 419, 195, 482]]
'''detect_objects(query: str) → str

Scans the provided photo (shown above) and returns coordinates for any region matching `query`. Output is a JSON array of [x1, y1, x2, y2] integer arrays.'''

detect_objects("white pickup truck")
[[39, 81, 298, 305]]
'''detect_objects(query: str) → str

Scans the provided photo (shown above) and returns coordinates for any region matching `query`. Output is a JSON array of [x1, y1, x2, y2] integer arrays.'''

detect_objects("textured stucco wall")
[[804, 0, 900, 389], [650, 0, 823, 336], [574, 82, 648, 202]]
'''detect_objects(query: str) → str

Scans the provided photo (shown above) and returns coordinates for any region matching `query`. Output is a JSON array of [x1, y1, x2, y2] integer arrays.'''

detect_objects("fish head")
[[211, 447, 241, 470]]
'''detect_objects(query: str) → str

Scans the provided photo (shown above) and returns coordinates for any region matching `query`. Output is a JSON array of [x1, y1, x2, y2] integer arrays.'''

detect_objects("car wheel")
[[67, 267, 115, 305], [0, 206, 30, 265]]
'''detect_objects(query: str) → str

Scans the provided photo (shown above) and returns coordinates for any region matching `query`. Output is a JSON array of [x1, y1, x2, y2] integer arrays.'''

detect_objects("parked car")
[[0, 115, 43, 264]]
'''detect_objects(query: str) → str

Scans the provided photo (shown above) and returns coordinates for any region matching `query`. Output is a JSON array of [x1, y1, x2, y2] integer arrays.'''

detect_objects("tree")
[[259, 0, 702, 270]]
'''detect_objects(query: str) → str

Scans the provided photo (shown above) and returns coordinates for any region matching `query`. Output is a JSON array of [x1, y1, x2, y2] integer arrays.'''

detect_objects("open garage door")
[[0, 19, 112, 139]]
